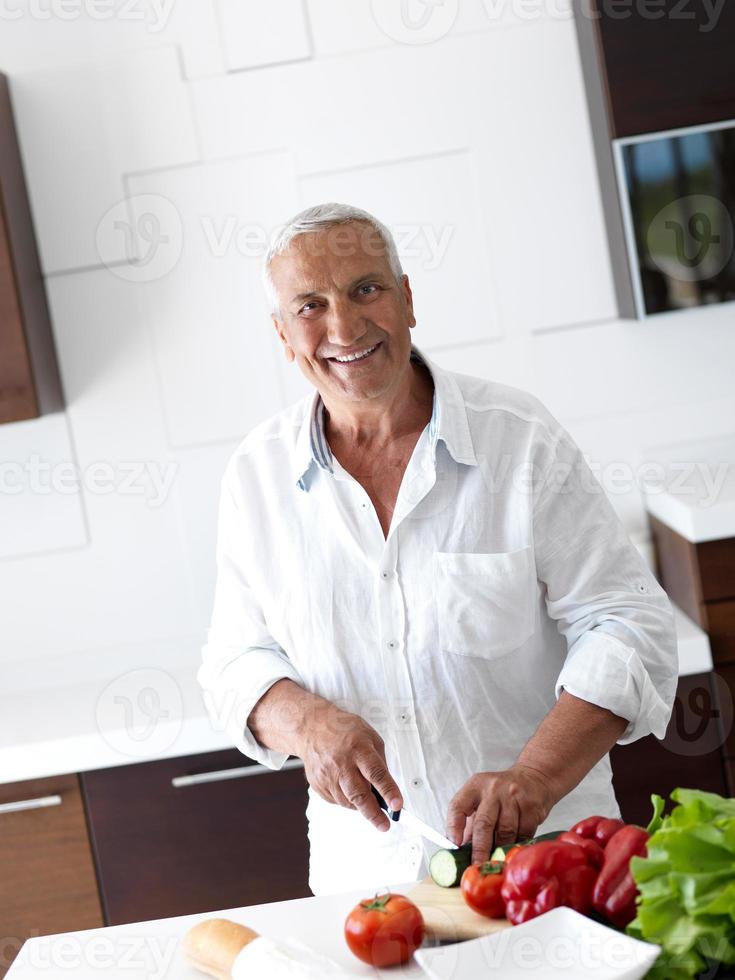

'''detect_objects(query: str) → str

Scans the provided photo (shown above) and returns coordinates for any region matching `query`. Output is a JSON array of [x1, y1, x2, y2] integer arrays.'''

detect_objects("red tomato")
[[344, 893, 425, 967], [460, 862, 507, 918]]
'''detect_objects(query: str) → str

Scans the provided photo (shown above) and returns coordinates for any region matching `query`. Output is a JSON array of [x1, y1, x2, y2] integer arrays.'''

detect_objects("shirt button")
[[410, 777, 423, 789], [381, 570, 391, 579], [387, 640, 397, 650], [398, 710, 410, 723]]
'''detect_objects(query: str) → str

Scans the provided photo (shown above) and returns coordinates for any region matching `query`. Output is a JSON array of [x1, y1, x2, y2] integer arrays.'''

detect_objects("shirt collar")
[[293, 342, 477, 491]]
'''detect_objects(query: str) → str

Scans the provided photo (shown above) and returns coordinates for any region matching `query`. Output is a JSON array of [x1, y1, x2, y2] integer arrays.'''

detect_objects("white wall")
[[2, 0, 734, 675]]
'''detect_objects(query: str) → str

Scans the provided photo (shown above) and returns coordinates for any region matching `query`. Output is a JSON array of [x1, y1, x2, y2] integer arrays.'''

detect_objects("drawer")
[[714, 662, 735, 758], [0, 773, 103, 978], [697, 538, 735, 603], [81, 749, 310, 926], [649, 515, 707, 625], [650, 517, 735, 623], [706, 599, 735, 666]]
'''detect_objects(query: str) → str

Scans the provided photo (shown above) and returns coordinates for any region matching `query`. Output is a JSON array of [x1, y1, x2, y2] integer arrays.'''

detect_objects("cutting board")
[[408, 877, 511, 942]]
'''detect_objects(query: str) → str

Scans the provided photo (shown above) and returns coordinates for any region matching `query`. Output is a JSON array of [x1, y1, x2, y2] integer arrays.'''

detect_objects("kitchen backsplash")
[[1, 1, 734, 670]]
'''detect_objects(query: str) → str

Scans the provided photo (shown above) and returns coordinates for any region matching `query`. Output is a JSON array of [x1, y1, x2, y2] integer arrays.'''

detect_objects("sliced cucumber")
[[429, 844, 472, 888]]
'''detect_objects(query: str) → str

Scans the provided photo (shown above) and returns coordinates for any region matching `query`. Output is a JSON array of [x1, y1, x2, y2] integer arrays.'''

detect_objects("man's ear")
[[400, 274, 417, 328], [272, 315, 295, 363]]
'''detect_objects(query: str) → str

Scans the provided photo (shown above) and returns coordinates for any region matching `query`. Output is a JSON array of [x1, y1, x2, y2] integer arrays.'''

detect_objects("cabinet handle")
[[0, 794, 63, 815], [171, 757, 304, 789]]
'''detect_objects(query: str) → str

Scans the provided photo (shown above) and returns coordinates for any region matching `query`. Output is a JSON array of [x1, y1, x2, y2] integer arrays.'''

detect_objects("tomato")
[[460, 862, 507, 919], [344, 893, 425, 967]]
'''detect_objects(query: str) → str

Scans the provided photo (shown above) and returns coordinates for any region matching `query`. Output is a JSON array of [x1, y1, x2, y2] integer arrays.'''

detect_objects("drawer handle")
[[172, 757, 304, 788], [0, 794, 63, 815]]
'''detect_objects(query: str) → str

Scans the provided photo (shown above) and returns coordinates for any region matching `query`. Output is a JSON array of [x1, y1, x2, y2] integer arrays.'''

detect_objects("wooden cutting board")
[[408, 877, 511, 942]]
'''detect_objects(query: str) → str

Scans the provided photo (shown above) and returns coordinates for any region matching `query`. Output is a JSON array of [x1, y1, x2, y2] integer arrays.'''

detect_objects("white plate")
[[414, 907, 661, 980]]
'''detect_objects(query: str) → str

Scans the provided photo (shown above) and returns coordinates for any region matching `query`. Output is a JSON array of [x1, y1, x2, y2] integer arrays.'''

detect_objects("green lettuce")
[[627, 789, 735, 979]]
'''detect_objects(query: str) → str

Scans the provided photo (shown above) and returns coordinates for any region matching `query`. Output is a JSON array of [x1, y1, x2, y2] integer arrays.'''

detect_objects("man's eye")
[[358, 284, 379, 295], [299, 302, 319, 314]]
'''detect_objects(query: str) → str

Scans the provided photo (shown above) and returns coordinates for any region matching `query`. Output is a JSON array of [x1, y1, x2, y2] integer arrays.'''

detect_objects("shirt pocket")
[[433, 546, 536, 660]]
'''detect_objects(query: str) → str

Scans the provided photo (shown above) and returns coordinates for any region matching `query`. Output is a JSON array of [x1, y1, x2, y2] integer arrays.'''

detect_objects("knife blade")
[[371, 786, 456, 850]]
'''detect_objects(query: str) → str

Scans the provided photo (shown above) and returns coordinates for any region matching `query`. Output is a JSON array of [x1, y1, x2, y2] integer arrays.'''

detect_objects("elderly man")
[[198, 203, 678, 896]]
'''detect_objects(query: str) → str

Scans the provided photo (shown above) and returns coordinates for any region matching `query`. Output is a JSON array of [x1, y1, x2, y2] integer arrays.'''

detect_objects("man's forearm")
[[515, 690, 628, 805], [247, 678, 336, 757]]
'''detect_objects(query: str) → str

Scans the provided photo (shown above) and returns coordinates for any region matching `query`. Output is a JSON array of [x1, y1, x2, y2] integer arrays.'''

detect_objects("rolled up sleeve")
[[198, 469, 304, 770], [533, 430, 678, 744]]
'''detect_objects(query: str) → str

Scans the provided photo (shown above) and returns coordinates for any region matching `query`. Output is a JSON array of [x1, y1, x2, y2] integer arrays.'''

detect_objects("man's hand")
[[444, 692, 629, 866], [445, 765, 556, 865], [299, 703, 404, 833], [248, 680, 404, 832]]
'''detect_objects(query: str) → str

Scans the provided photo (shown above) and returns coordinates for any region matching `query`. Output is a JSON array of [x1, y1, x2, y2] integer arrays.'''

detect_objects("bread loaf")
[[183, 918, 260, 980]]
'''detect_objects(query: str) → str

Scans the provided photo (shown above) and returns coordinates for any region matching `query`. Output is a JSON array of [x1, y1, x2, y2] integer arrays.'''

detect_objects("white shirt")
[[198, 345, 678, 896]]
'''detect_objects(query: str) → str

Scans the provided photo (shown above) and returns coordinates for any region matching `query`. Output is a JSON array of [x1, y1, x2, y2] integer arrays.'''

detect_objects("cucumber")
[[429, 830, 564, 888], [490, 830, 564, 862], [429, 844, 472, 887]]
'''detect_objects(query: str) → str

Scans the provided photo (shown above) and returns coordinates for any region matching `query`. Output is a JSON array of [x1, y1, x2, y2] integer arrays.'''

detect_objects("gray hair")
[[262, 202, 404, 317]]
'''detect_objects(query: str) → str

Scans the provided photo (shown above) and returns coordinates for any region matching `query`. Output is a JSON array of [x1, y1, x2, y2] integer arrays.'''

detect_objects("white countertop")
[[0, 603, 712, 787], [643, 433, 735, 542], [6, 882, 422, 979], [0, 643, 233, 786]]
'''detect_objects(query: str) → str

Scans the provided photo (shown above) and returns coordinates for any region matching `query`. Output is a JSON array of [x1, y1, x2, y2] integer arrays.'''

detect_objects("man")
[[198, 203, 678, 896]]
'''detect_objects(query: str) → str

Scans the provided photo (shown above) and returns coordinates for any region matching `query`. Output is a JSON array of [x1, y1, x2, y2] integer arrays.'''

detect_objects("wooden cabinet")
[[0, 773, 104, 979], [587, 0, 735, 138], [611, 672, 730, 825], [650, 515, 735, 666], [0, 72, 63, 424], [81, 749, 310, 926]]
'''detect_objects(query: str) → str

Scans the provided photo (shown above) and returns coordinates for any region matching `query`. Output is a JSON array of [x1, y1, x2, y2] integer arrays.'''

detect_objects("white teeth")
[[333, 344, 378, 363]]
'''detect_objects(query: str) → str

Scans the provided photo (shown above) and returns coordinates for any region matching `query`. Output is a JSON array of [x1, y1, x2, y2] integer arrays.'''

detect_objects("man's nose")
[[326, 299, 367, 346]]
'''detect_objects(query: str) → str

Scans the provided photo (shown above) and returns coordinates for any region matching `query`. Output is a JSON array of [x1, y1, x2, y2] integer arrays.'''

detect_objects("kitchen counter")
[[0, 643, 233, 786], [6, 882, 422, 979], [643, 434, 735, 543], [0, 603, 711, 786]]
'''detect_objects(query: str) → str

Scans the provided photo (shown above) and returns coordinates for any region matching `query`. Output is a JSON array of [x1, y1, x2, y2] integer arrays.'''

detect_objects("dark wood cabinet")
[[586, 0, 735, 138], [650, 515, 735, 666], [611, 672, 730, 825], [81, 749, 311, 926], [0, 773, 104, 979], [0, 71, 63, 424]]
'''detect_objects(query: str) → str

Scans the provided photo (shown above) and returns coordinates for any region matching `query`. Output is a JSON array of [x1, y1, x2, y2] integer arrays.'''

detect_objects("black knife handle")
[[371, 785, 400, 821]]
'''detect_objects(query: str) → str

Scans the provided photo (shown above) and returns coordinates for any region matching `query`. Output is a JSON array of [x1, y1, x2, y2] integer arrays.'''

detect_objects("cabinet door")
[[0, 773, 103, 978], [611, 673, 729, 826], [81, 749, 310, 926], [592, 0, 735, 137], [0, 72, 63, 423]]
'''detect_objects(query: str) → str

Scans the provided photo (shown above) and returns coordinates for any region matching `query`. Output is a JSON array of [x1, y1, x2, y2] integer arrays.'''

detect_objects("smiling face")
[[268, 221, 416, 409]]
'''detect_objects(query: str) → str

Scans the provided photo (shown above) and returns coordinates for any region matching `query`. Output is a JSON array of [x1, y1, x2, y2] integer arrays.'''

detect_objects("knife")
[[371, 786, 456, 850]]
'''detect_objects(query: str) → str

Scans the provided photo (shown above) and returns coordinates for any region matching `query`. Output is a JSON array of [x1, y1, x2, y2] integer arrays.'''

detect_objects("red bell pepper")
[[500, 840, 598, 925], [569, 815, 625, 848], [592, 824, 649, 927], [556, 830, 605, 869]]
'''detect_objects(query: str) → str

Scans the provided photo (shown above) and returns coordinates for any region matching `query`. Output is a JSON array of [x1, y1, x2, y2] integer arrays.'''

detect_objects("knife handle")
[[371, 785, 400, 822]]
